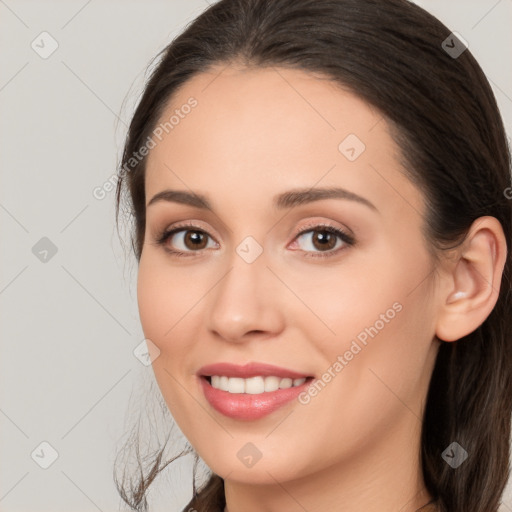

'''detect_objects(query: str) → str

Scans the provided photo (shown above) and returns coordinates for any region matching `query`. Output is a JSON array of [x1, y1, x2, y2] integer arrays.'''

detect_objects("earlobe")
[[435, 216, 507, 343]]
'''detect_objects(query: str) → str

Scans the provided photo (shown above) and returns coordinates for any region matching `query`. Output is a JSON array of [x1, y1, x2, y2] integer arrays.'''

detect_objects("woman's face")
[[138, 64, 440, 485]]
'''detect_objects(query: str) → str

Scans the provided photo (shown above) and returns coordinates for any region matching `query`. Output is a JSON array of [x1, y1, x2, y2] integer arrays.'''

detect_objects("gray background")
[[1, 1, 511, 511]]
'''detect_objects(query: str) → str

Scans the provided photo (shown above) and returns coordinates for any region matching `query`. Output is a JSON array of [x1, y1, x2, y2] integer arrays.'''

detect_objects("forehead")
[[152, 64, 382, 160], [144, 64, 424, 222]]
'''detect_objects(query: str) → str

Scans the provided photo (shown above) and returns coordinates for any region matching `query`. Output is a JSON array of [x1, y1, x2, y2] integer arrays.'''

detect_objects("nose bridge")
[[206, 240, 284, 341]]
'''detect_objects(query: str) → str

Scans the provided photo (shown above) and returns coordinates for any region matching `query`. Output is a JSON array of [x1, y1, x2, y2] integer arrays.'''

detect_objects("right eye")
[[156, 224, 219, 257]]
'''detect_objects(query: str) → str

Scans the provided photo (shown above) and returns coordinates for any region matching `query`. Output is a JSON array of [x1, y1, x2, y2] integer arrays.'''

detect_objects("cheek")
[[300, 239, 434, 374], [136, 254, 204, 348], [286, 247, 416, 344], [292, 297, 433, 463], [136, 260, 195, 391], [337, 265, 434, 416], [137, 260, 170, 343], [136, 257, 203, 421]]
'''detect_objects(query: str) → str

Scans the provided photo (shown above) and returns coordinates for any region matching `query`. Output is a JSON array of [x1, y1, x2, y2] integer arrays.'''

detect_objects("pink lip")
[[197, 362, 314, 421], [199, 376, 313, 420], [197, 361, 311, 379]]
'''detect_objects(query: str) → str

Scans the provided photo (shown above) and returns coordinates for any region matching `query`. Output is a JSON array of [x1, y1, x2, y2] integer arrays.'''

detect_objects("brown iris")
[[183, 230, 208, 250], [310, 230, 337, 251]]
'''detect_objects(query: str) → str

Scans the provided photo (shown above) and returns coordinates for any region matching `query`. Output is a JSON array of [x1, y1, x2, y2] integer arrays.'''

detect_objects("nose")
[[206, 251, 285, 343]]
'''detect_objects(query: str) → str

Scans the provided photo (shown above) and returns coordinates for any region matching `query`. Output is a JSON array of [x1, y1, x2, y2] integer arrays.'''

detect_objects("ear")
[[435, 216, 508, 342]]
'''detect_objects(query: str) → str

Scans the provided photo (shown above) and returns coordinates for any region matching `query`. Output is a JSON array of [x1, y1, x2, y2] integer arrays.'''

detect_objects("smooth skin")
[[137, 64, 507, 512]]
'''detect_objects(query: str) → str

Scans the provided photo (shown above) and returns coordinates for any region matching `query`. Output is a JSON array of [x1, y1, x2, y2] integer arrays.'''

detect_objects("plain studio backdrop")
[[1, 1, 511, 511]]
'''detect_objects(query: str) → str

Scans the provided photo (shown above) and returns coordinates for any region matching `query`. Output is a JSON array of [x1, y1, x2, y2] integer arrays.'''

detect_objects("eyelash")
[[154, 221, 356, 259]]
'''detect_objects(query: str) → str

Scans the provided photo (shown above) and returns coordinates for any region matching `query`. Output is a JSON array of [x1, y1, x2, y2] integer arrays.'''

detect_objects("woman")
[[113, 0, 512, 511]]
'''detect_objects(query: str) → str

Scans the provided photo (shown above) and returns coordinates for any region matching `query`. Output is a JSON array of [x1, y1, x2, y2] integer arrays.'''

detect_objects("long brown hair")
[[113, 1, 512, 511]]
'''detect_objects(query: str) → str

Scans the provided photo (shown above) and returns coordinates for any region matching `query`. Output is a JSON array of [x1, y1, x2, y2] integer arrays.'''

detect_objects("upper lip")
[[198, 362, 312, 379]]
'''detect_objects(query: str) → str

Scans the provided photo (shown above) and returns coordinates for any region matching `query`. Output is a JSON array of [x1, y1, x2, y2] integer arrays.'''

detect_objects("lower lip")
[[199, 376, 313, 421]]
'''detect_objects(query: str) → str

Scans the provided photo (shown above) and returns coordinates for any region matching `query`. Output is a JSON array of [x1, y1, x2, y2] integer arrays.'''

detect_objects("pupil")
[[318, 232, 329, 244]]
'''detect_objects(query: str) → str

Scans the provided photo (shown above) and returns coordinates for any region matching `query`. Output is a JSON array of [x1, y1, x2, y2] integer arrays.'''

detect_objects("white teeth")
[[264, 376, 280, 392], [219, 376, 229, 390], [209, 375, 307, 393], [227, 377, 245, 394], [245, 376, 265, 394], [279, 378, 293, 389]]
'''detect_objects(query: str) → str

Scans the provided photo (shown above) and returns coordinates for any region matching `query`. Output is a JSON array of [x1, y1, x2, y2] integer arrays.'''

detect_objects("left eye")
[[163, 228, 217, 253], [291, 226, 353, 255]]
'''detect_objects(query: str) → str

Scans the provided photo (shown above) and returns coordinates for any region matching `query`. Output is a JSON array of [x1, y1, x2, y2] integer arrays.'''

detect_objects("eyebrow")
[[147, 186, 378, 212]]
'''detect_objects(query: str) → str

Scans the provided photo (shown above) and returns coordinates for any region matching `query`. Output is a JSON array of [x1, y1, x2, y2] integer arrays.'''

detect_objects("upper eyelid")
[[163, 220, 349, 239]]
